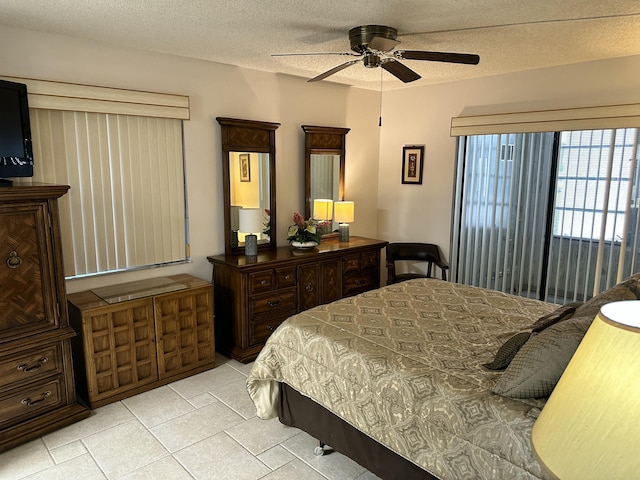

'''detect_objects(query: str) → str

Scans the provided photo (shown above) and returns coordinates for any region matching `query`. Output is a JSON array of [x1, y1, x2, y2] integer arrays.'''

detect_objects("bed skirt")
[[278, 382, 438, 480]]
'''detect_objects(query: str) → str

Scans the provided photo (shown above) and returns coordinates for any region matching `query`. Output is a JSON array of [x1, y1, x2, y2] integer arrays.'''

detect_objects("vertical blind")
[[452, 128, 640, 303], [30, 109, 187, 278]]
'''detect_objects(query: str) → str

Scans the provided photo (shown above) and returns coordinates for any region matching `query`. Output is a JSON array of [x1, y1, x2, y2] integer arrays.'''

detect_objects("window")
[[554, 129, 638, 242], [452, 128, 640, 304], [5, 76, 191, 279]]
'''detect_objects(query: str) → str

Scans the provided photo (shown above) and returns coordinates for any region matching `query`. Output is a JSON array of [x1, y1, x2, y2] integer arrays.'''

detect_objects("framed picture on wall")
[[401, 145, 424, 184], [239, 153, 251, 182]]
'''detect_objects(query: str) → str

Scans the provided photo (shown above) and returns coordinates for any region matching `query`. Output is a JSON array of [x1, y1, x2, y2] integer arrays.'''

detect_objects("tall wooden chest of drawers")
[[67, 274, 215, 408], [208, 236, 387, 363], [0, 184, 90, 453]]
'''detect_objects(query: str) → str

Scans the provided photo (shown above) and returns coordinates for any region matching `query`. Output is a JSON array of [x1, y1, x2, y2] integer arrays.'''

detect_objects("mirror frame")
[[217, 117, 280, 255], [302, 125, 350, 221]]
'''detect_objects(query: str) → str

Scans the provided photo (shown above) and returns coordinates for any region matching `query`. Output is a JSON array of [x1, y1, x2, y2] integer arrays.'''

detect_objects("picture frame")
[[239, 153, 251, 182], [401, 145, 424, 185]]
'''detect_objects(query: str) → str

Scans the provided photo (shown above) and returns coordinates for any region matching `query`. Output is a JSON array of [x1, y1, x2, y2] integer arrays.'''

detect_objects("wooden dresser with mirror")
[[208, 236, 387, 363], [0, 183, 90, 453]]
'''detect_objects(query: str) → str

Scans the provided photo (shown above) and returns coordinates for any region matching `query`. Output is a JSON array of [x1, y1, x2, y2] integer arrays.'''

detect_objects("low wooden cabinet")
[[67, 274, 215, 408], [0, 184, 90, 453], [208, 236, 387, 363]]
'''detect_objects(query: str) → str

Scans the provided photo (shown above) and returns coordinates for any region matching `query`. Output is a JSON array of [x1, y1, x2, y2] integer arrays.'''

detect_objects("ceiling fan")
[[273, 25, 480, 83]]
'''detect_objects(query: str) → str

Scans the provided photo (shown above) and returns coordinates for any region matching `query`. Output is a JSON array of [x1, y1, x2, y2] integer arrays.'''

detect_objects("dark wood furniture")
[[67, 274, 214, 409], [385, 242, 449, 284], [217, 117, 279, 255], [302, 125, 350, 221], [208, 236, 387, 363], [0, 184, 90, 453]]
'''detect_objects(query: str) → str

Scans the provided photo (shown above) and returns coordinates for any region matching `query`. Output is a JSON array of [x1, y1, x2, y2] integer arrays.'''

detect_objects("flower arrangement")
[[287, 212, 321, 244]]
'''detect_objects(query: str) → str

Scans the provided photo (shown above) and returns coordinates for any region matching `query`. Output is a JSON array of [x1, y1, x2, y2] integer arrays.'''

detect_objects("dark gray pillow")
[[483, 302, 581, 370], [491, 315, 591, 398]]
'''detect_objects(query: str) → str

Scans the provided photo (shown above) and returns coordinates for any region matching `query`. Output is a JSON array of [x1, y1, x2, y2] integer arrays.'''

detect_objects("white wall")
[[0, 25, 380, 293], [378, 55, 640, 265]]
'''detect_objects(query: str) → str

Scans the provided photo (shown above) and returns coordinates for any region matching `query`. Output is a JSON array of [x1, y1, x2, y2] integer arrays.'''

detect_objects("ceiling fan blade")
[[381, 60, 421, 83], [368, 35, 400, 53], [396, 50, 480, 65], [308, 59, 361, 82], [272, 52, 360, 57]]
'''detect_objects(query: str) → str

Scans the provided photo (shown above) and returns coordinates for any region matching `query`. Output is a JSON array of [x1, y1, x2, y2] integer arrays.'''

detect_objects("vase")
[[290, 240, 319, 249]]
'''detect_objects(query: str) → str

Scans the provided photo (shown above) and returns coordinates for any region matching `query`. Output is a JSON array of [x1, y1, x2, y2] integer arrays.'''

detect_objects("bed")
[[246, 276, 640, 479]]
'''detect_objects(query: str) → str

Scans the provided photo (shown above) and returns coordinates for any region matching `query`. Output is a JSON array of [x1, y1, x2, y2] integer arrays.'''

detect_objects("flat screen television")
[[0, 79, 34, 186]]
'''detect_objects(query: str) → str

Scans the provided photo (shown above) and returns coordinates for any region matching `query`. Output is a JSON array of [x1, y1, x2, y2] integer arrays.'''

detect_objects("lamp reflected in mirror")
[[313, 198, 333, 236], [238, 208, 263, 256]]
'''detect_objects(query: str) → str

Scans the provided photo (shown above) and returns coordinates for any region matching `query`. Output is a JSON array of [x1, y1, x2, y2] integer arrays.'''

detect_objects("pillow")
[[483, 302, 580, 370], [491, 315, 591, 398], [491, 272, 640, 398]]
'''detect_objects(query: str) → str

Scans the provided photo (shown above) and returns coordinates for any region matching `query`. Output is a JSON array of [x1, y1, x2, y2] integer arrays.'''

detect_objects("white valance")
[[0, 75, 189, 120], [451, 103, 640, 136]]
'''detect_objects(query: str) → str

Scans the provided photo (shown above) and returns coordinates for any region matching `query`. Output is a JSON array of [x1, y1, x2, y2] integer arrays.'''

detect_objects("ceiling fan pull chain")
[[379, 68, 383, 127]]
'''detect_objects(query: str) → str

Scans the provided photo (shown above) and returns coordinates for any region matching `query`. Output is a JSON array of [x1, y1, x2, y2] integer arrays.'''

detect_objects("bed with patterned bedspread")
[[246, 275, 640, 479]]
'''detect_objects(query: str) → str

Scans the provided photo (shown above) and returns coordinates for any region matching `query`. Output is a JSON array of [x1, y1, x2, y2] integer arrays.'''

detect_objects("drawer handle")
[[21, 391, 51, 407], [6, 251, 23, 269], [17, 356, 49, 373], [305, 283, 314, 292], [267, 299, 281, 307], [260, 279, 267, 285], [350, 261, 357, 266], [268, 325, 276, 332], [284, 274, 290, 280]]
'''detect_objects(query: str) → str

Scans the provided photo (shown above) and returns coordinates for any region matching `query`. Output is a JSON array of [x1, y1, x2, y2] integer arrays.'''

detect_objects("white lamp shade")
[[531, 300, 640, 479], [334, 201, 354, 223], [238, 208, 263, 234], [313, 199, 333, 221]]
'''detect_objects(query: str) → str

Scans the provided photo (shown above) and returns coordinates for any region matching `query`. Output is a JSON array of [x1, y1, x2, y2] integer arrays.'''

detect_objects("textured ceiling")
[[2, 0, 640, 90]]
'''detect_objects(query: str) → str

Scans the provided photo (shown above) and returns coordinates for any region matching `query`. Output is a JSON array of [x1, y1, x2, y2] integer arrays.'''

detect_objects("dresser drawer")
[[343, 271, 379, 297], [0, 344, 63, 389], [249, 315, 292, 346], [343, 254, 362, 273], [249, 288, 297, 317], [275, 267, 296, 288], [249, 271, 275, 293], [0, 377, 63, 428]]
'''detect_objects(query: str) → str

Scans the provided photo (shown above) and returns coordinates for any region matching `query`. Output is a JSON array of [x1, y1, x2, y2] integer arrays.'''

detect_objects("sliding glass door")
[[452, 128, 640, 303]]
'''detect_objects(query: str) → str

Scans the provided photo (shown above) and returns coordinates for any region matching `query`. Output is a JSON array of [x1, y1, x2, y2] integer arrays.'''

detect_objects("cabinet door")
[[154, 286, 214, 380], [0, 203, 58, 341], [298, 263, 320, 311], [320, 259, 341, 305], [80, 299, 158, 404]]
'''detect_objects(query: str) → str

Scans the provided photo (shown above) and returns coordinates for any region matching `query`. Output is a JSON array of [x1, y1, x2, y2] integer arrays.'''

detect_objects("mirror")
[[302, 125, 350, 234], [218, 117, 279, 254]]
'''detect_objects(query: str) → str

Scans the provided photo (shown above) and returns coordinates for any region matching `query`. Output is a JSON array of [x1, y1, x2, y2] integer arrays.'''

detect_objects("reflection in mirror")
[[303, 125, 350, 237], [310, 155, 340, 233], [229, 152, 271, 247], [218, 117, 279, 255]]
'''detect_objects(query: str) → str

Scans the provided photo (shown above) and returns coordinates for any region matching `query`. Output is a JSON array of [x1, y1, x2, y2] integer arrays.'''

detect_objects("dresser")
[[208, 236, 387, 363], [67, 274, 215, 408], [0, 184, 90, 453]]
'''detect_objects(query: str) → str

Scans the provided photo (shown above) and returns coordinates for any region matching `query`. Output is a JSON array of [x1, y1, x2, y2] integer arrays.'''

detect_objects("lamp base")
[[338, 223, 350, 242], [244, 234, 258, 256]]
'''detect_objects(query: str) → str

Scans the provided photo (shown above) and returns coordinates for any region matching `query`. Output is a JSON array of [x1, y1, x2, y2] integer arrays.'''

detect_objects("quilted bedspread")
[[246, 279, 557, 480]]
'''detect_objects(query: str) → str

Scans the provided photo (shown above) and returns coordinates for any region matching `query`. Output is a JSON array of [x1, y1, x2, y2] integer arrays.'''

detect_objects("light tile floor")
[[0, 354, 382, 480]]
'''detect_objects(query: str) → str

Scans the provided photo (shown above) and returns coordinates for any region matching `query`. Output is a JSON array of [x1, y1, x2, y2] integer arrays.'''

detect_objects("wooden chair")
[[386, 242, 449, 285]]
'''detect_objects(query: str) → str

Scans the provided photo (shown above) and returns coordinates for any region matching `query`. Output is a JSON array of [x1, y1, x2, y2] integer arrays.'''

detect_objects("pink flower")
[[293, 212, 304, 226]]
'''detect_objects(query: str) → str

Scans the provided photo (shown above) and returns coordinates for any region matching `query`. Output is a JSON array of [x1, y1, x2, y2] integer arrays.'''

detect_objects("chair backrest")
[[386, 242, 448, 284]]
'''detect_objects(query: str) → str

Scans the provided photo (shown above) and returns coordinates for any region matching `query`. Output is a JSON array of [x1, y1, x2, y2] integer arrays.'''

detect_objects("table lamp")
[[334, 201, 354, 242], [531, 300, 640, 479], [238, 208, 263, 256], [313, 198, 333, 235]]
